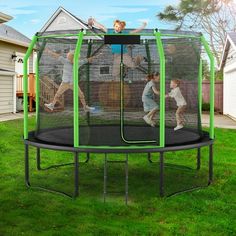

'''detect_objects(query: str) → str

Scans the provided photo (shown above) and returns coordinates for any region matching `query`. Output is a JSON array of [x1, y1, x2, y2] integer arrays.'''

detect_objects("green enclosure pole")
[[73, 30, 84, 148], [86, 40, 92, 126], [201, 36, 215, 139], [36, 39, 47, 130], [35, 52, 40, 129], [155, 30, 166, 147], [198, 59, 203, 118], [23, 35, 37, 139], [197, 58, 203, 132]]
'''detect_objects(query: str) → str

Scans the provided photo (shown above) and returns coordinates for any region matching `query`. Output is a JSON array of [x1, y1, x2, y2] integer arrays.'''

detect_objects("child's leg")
[[147, 108, 157, 120], [78, 86, 87, 108], [176, 107, 181, 126], [52, 82, 70, 106], [176, 106, 186, 126], [179, 105, 186, 125]]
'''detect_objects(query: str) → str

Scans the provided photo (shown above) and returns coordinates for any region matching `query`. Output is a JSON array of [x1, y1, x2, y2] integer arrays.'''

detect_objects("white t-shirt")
[[169, 87, 187, 107], [58, 56, 88, 84]]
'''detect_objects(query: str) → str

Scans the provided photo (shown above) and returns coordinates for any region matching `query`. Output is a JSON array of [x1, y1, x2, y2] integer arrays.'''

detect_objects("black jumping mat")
[[35, 125, 202, 147]]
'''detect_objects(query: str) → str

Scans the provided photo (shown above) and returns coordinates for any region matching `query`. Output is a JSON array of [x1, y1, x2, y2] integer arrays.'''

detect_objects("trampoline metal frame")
[[24, 133, 214, 201], [23, 29, 215, 202]]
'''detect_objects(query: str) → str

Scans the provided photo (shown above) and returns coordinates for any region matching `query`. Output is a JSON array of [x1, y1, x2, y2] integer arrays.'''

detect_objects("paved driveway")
[[202, 114, 236, 129]]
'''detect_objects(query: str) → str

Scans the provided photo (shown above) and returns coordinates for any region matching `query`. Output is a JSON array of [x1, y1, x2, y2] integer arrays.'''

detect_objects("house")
[[0, 13, 35, 114], [220, 32, 236, 120]]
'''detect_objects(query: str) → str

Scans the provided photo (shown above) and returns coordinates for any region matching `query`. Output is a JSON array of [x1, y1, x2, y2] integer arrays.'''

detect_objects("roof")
[[40, 6, 99, 32], [219, 32, 236, 70], [0, 24, 31, 47], [0, 12, 13, 23]]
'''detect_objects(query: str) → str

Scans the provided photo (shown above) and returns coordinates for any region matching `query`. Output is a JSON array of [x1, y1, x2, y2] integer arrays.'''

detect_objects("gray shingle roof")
[[0, 24, 30, 45], [219, 32, 236, 70]]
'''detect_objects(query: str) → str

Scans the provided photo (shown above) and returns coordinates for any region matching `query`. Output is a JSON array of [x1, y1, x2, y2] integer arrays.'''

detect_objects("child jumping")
[[88, 18, 147, 79], [142, 72, 160, 127], [44, 49, 95, 112], [166, 79, 187, 131]]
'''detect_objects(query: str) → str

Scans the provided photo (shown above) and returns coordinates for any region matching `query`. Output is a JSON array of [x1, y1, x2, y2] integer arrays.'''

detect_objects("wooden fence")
[[202, 80, 223, 113]]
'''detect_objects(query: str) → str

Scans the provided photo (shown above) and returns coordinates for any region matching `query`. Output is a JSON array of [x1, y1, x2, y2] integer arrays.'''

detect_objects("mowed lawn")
[[0, 117, 235, 235]]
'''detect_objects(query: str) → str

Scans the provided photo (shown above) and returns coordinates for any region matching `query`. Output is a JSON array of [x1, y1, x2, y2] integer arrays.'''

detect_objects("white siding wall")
[[0, 41, 34, 73], [225, 45, 236, 67], [0, 74, 14, 114], [223, 53, 236, 119]]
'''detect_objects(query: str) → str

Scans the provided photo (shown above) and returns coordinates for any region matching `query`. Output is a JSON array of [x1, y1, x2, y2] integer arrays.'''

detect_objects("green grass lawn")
[[0, 117, 235, 235]]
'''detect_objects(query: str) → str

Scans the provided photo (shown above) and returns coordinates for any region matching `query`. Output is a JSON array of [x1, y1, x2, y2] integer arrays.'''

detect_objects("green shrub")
[[202, 103, 210, 111]]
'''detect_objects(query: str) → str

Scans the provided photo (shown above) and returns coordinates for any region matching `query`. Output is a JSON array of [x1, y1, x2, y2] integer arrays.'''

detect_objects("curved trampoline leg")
[[197, 148, 201, 170], [159, 152, 164, 197], [74, 152, 79, 198], [85, 153, 90, 163], [125, 154, 128, 205], [147, 153, 153, 163], [25, 144, 30, 187], [36, 147, 41, 170], [208, 144, 213, 185], [103, 153, 107, 203]]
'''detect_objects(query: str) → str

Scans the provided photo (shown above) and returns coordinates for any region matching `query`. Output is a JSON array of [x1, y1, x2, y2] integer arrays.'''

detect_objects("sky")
[[0, 0, 180, 38]]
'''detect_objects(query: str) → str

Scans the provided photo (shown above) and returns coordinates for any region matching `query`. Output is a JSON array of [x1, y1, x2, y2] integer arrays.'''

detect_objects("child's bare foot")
[[143, 115, 152, 126], [44, 103, 54, 111], [150, 120, 156, 127]]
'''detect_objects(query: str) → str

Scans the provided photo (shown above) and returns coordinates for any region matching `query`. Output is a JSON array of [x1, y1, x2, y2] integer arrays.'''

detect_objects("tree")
[[157, 0, 236, 66]]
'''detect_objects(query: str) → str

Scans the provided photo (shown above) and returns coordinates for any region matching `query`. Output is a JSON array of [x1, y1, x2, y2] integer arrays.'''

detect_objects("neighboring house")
[[40, 6, 94, 33], [220, 32, 236, 120], [0, 13, 34, 114]]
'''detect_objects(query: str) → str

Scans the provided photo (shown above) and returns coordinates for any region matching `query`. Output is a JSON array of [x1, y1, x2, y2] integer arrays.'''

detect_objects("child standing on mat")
[[44, 49, 95, 112], [88, 18, 147, 79], [142, 72, 160, 127], [166, 79, 187, 131]]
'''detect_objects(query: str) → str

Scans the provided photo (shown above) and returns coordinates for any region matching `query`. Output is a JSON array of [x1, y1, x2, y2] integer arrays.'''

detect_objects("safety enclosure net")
[[35, 29, 202, 147]]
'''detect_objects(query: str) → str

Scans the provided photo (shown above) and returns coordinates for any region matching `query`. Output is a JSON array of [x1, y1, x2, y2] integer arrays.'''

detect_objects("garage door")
[[0, 75, 14, 114], [224, 69, 236, 119]]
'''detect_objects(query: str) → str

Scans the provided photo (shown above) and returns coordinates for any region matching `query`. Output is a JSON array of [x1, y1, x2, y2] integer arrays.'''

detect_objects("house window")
[[100, 66, 109, 75]]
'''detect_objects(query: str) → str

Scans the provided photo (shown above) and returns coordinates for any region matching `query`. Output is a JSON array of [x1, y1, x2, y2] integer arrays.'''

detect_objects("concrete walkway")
[[0, 112, 236, 129], [202, 114, 236, 129], [0, 112, 34, 122]]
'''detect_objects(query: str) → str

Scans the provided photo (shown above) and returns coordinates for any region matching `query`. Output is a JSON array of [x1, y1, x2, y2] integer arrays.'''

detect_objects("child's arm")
[[88, 17, 107, 33], [152, 86, 160, 95], [45, 48, 60, 59], [130, 22, 147, 34]]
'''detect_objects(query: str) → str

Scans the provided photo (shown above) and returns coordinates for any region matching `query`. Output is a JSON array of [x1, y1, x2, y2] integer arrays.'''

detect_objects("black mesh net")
[[35, 29, 202, 147]]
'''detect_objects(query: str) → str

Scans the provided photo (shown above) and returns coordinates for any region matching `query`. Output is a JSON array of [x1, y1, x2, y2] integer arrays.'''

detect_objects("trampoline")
[[23, 28, 215, 202]]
